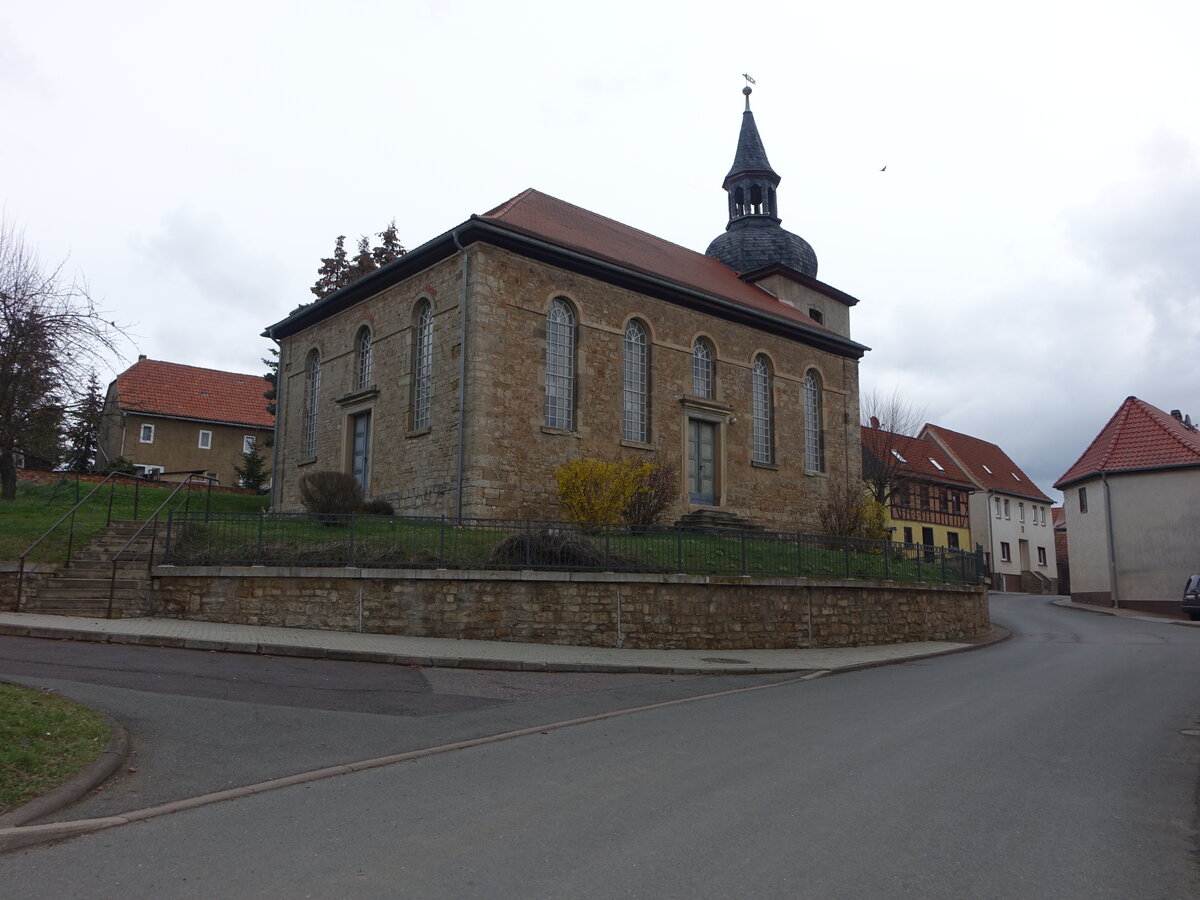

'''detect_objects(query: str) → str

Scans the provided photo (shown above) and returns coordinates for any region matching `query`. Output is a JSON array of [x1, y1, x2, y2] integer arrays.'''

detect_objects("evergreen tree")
[[64, 371, 104, 472], [310, 235, 350, 299], [261, 348, 277, 448], [346, 235, 377, 284], [234, 445, 269, 493], [371, 219, 406, 266]]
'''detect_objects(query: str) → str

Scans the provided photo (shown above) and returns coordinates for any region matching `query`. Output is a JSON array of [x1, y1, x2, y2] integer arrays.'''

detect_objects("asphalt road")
[[3, 594, 1199, 898], [0, 633, 791, 821]]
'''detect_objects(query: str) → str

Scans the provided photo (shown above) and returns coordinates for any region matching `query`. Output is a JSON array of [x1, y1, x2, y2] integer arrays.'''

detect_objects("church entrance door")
[[687, 419, 716, 505]]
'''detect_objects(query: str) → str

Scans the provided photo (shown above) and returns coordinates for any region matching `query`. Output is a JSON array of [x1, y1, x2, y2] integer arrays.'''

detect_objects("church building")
[[265, 88, 870, 530]]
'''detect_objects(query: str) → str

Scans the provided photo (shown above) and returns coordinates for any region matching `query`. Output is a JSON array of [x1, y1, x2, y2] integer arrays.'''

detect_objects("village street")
[[1, 594, 1198, 898]]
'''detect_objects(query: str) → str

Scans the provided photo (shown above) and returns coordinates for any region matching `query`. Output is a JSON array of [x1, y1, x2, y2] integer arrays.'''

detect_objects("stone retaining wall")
[[152, 567, 988, 650], [0, 565, 56, 612]]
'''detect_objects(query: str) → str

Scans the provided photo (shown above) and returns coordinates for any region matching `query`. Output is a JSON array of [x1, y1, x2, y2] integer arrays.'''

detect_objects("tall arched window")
[[623, 319, 648, 442], [355, 326, 372, 391], [804, 369, 824, 472], [692, 338, 714, 399], [411, 301, 433, 431], [303, 351, 321, 459], [545, 298, 576, 430], [751, 355, 773, 464]]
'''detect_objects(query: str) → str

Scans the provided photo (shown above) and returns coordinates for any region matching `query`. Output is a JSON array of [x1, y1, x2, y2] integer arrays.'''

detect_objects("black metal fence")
[[163, 511, 984, 586]]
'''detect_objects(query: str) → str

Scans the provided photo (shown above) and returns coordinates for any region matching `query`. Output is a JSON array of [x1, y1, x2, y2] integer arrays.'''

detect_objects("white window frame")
[[243, 435, 256, 454], [1037, 546, 1047, 566], [1003, 498, 1010, 519], [198, 430, 212, 450], [1000, 541, 1012, 563], [804, 370, 824, 472], [412, 302, 433, 431], [994, 496, 1001, 518], [1019, 502, 1025, 523], [303, 352, 321, 459], [692, 338, 714, 400], [356, 327, 373, 391], [544, 298, 576, 430], [622, 319, 648, 442], [751, 355, 773, 464], [140, 423, 155, 444]]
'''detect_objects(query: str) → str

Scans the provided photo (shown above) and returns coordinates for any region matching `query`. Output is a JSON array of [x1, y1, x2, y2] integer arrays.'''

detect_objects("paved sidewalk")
[[0, 612, 1001, 675], [1051, 597, 1199, 625]]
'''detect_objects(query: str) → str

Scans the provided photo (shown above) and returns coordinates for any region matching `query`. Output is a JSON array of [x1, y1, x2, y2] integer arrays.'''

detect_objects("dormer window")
[[982, 464, 993, 474], [929, 458, 944, 471], [891, 449, 907, 463], [1011, 472, 1020, 481]]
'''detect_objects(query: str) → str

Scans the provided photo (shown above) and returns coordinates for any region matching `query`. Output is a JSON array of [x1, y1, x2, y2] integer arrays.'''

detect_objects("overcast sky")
[[4, 0, 1198, 500]]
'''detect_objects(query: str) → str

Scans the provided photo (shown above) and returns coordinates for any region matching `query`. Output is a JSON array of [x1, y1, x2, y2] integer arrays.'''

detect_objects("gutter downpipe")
[[985, 491, 996, 589], [1101, 472, 1119, 607], [269, 339, 286, 510], [452, 230, 469, 522]]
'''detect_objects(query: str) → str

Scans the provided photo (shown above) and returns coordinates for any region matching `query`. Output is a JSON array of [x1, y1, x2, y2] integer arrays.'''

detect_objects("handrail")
[[107, 474, 215, 618], [16, 471, 147, 610]]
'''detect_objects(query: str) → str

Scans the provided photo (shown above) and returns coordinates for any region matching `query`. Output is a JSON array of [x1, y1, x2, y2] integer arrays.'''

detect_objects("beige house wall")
[[968, 490, 1057, 586], [1067, 469, 1200, 606], [274, 243, 862, 530], [99, 395, 272, 487]]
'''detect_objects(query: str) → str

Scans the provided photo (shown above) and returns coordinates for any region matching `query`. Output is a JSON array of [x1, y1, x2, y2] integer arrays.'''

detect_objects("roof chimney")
[[1170, 409, 1182, 421], [870, 415, 881, 429], [138, 354, 147, 361]]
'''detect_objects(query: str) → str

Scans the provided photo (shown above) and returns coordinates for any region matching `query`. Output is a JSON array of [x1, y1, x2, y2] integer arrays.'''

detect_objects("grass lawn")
[[0, 682, 111, 814], [0, 477, 269, 564]]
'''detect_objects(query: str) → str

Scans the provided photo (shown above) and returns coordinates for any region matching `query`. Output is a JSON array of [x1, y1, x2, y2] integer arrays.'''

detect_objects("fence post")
[[882, 538, 890, 580], [164, 512, 174, 564], [843, 538, 850, 577], [676, 526, 683, 574], [795, 532, 803, 577], [106, 479, 116, 526], [740, 529, 747, 576], [604, 523, 611, 570], [348, 511, 356, 567], [916, 549, 922, 583], [134, 479, 140, 520], [440, 516, 447, 567], [255, 512, 265, 566], [525, 519, 532, 569], [941, 549, 947, 583]]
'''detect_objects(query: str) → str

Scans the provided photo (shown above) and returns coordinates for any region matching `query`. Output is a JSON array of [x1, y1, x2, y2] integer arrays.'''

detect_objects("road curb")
[[0, 694, 129, 830]]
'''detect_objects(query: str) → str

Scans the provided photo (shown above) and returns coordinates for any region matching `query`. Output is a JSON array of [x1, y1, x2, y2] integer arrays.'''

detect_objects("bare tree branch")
[[859, 388, 928, 507]]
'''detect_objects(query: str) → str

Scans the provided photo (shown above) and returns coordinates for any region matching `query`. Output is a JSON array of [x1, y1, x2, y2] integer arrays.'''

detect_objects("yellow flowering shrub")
[[556, 458, 652, 528]]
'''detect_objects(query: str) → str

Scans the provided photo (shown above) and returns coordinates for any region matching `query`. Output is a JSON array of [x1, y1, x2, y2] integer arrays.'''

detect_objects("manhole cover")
[[700, 657, 750, 664]]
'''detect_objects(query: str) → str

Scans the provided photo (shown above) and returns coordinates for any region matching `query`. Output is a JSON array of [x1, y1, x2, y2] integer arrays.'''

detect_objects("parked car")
[[1183, 574, 1200, 621]]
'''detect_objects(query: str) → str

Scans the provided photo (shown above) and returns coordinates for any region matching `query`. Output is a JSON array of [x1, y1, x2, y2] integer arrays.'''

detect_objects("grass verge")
[[0, 683, 111, 814]]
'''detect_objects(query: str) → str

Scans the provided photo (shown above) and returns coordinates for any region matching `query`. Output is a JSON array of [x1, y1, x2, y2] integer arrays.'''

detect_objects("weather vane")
[[742, 73, 756, 108]]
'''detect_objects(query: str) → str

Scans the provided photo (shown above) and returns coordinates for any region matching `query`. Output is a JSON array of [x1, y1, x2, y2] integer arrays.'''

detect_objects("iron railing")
[[163, 511, 984, 585]]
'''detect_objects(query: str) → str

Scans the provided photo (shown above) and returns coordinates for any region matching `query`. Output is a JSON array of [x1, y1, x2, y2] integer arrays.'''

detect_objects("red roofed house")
[[99, 356, 275, 486], [861, 423, 974, 551], [922, 424, 1058, 592], [264, 91, 869, 528], [1054, 396, 1200, 615]]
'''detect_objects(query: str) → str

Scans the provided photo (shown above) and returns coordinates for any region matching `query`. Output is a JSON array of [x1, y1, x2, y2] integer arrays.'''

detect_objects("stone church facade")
[[266, 90, 869, 531]]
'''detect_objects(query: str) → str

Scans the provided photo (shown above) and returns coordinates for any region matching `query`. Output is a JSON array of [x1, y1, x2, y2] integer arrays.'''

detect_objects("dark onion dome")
[[706, 86, 818, 278], [706, 219, 818, 278]]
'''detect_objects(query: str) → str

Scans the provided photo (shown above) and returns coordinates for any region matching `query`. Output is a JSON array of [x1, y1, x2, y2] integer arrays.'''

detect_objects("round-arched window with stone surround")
[[751, 354, 773, 464], [623, 318, 649, 443], [545, 298, 577, 430], [692, 338, 715, 400], [804, 368, 824, 472]]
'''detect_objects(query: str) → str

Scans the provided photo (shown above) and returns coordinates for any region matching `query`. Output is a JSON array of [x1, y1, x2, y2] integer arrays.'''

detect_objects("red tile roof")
[[861, 426, 974, 488], [1055, 396, 1200, 487], [922, 423, 1052, 502], [475, 188, 832, 333], [114, 358, 275, 429]]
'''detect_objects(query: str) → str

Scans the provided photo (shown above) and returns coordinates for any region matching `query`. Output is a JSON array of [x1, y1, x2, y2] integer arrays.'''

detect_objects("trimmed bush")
[[298, 471, 362, 521]]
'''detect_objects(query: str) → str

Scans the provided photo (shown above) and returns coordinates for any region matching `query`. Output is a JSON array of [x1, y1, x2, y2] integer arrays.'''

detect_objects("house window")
[[947, 531, 960, 549], [808, 307, 824, 325], [1019, 502, 1025, 523], [623, 319, 648, 442], [692, 338, 714, 399], [303, 351, 321, 459], [1003, 498, 1010, 519], [903, 526, 913, 544], [243, 435, 256, 455], [356, 326, 373, 391], [412, 301, 433, 431], [751, 355, 773, 464], [994, 497, 1001, 518], [544, 298, 576, 430], [1041, 506, 1047, 526], [1000, 541, 1011, 563], [1079, 487, 1088, 514], [804, 369, 824, 472], [140, 423, 154, 444], [198, 430, 212, 450], [1037, 546, 1047, 566]]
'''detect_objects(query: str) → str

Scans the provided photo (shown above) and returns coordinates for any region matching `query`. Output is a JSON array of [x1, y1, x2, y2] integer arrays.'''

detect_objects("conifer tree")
[[64, 371, 104, 472], [346, 235, 377, 284], [234, 445, 269, 493], [310, 235, 349, 299], [372, 219, 406, 266]]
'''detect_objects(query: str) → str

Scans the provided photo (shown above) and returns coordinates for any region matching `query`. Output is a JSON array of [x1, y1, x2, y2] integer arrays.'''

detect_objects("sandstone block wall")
[[152, 568, 988, 650]]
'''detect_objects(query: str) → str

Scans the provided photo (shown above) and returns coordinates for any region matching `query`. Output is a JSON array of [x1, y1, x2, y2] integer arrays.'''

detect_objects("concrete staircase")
[[674, 509, 763, 532], [1021, 569, 1054, 594], [22, 521, 155, 618]]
